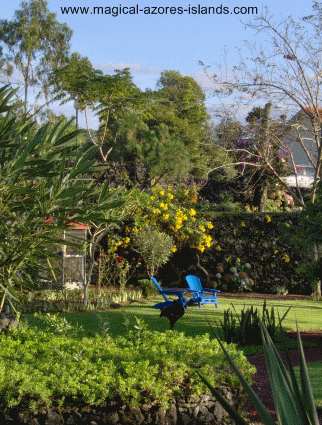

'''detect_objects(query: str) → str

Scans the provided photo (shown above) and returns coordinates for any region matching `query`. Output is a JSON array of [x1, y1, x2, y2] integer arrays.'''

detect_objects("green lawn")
[[22, 294, 322, 355], [17, 295, 322, 411], [293, 361, 322, 408]]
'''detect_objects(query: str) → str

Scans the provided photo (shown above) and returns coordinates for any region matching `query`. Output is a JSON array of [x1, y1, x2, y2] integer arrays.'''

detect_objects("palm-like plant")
[[0, 84, 132, 310]]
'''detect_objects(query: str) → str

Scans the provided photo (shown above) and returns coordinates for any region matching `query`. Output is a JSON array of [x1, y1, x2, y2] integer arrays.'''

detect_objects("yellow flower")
[[241, 222, 246, 227], [117, 241, 122, 246], [189, 209, 196, 216], [192, 217, 196, 222], [163, 214, 169, 220], [236, 258, 241, 263], [207, 221, 214, 229], [184, 190, 189, 195], [167, 193, 174, 199], [172, 245, 177, 252], [226, 257, 231, 262], [274, 250, 278, 254], [198, 245, 205, 253], [215, 245, 221, 251], [167, 185, 172, 191], [266, 215, 271, 223], [285, 223, 290, 227], [199, 225, 206, 232], [233, 230, 236, 235], [150, 196, 155, 200], [159, 190, 165, 196]]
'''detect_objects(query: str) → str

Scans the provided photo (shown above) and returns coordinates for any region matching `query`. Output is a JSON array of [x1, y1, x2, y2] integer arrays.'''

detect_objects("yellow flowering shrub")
[[101, 183, 214, 273], [130, 184, 214, 253]]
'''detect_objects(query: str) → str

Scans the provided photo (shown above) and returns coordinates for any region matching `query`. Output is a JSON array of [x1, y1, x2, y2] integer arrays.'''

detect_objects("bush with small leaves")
[[0, 317, 255, 412], [132, 226, 175, 276]]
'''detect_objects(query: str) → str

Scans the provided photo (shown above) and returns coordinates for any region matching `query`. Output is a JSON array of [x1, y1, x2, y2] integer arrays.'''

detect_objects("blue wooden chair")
[[185, 275, 220, 308], [150, 277, 187, 310]]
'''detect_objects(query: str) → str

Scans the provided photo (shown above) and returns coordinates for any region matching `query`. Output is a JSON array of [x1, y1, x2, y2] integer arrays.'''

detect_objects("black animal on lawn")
[[160, 300, 185, 330]]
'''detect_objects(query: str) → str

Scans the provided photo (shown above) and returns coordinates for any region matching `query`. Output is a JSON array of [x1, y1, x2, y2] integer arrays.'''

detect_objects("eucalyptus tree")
[[52, 54, 142, 163], [0, 0, 72, 117]]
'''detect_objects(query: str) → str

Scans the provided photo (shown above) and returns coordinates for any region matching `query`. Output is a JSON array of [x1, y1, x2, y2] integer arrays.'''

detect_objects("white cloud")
[[190, 71, 220, 92], [95, 62, 162, 74]]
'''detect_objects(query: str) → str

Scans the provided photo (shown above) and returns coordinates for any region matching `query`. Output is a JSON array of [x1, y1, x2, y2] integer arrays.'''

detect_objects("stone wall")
[[0, 388, 243, 425], [157, 212, 317, 294]]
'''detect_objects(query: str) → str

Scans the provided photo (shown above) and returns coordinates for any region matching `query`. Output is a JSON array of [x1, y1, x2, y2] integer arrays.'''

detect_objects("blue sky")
[[2, 0, 312, 128]]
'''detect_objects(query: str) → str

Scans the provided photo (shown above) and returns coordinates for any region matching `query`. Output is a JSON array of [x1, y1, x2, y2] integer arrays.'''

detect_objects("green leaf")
[[195, 371, 250, 425], [296, 323, 320, 425], [204, 322, 277, 425]]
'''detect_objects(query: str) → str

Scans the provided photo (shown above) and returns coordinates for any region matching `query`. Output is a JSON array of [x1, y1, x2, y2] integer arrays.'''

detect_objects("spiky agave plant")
[[196, 319, 319, 425]]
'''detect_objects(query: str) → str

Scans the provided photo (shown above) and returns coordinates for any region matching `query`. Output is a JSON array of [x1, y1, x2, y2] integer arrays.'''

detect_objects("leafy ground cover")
[[5, 292, 322, 420], [0, 317, 254, 414]]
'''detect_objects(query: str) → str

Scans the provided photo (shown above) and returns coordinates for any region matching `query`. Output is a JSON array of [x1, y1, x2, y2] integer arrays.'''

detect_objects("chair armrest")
[[203, 288, 220, 294], [161, 289, 187, 295], [185, 289, 201, 294]]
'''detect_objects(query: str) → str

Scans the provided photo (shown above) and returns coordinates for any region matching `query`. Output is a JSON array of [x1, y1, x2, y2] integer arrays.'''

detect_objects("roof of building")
[[45, 218, 88, 230]]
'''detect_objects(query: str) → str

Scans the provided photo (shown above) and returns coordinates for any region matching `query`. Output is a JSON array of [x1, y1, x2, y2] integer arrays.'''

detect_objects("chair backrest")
[[150, 276, 162, 291], [150, 277, 170, 302], [185, 275, 203, 292]]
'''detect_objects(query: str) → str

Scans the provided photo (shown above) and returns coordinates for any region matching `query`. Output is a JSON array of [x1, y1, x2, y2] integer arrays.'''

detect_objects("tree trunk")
[[196, 254, 210, 286], [83, 282, 89, 306], [312, 243, 322, 297], [260, 184, 268, 212], [252, 103, 272, 212], [253, 182, 268, 212]]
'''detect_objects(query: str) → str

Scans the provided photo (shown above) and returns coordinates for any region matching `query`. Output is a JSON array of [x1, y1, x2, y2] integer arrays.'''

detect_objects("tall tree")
[[202, 2, 322, 206], [211, 104, 291, 211], [145, 70, 213, 178], [114, 116, 191, 186], [0, 0, 72, 117], [54, 63, 231, 184], [107, 70, 231, 185], [242, 103, 290, 211], [53, 56, 142, 163]]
